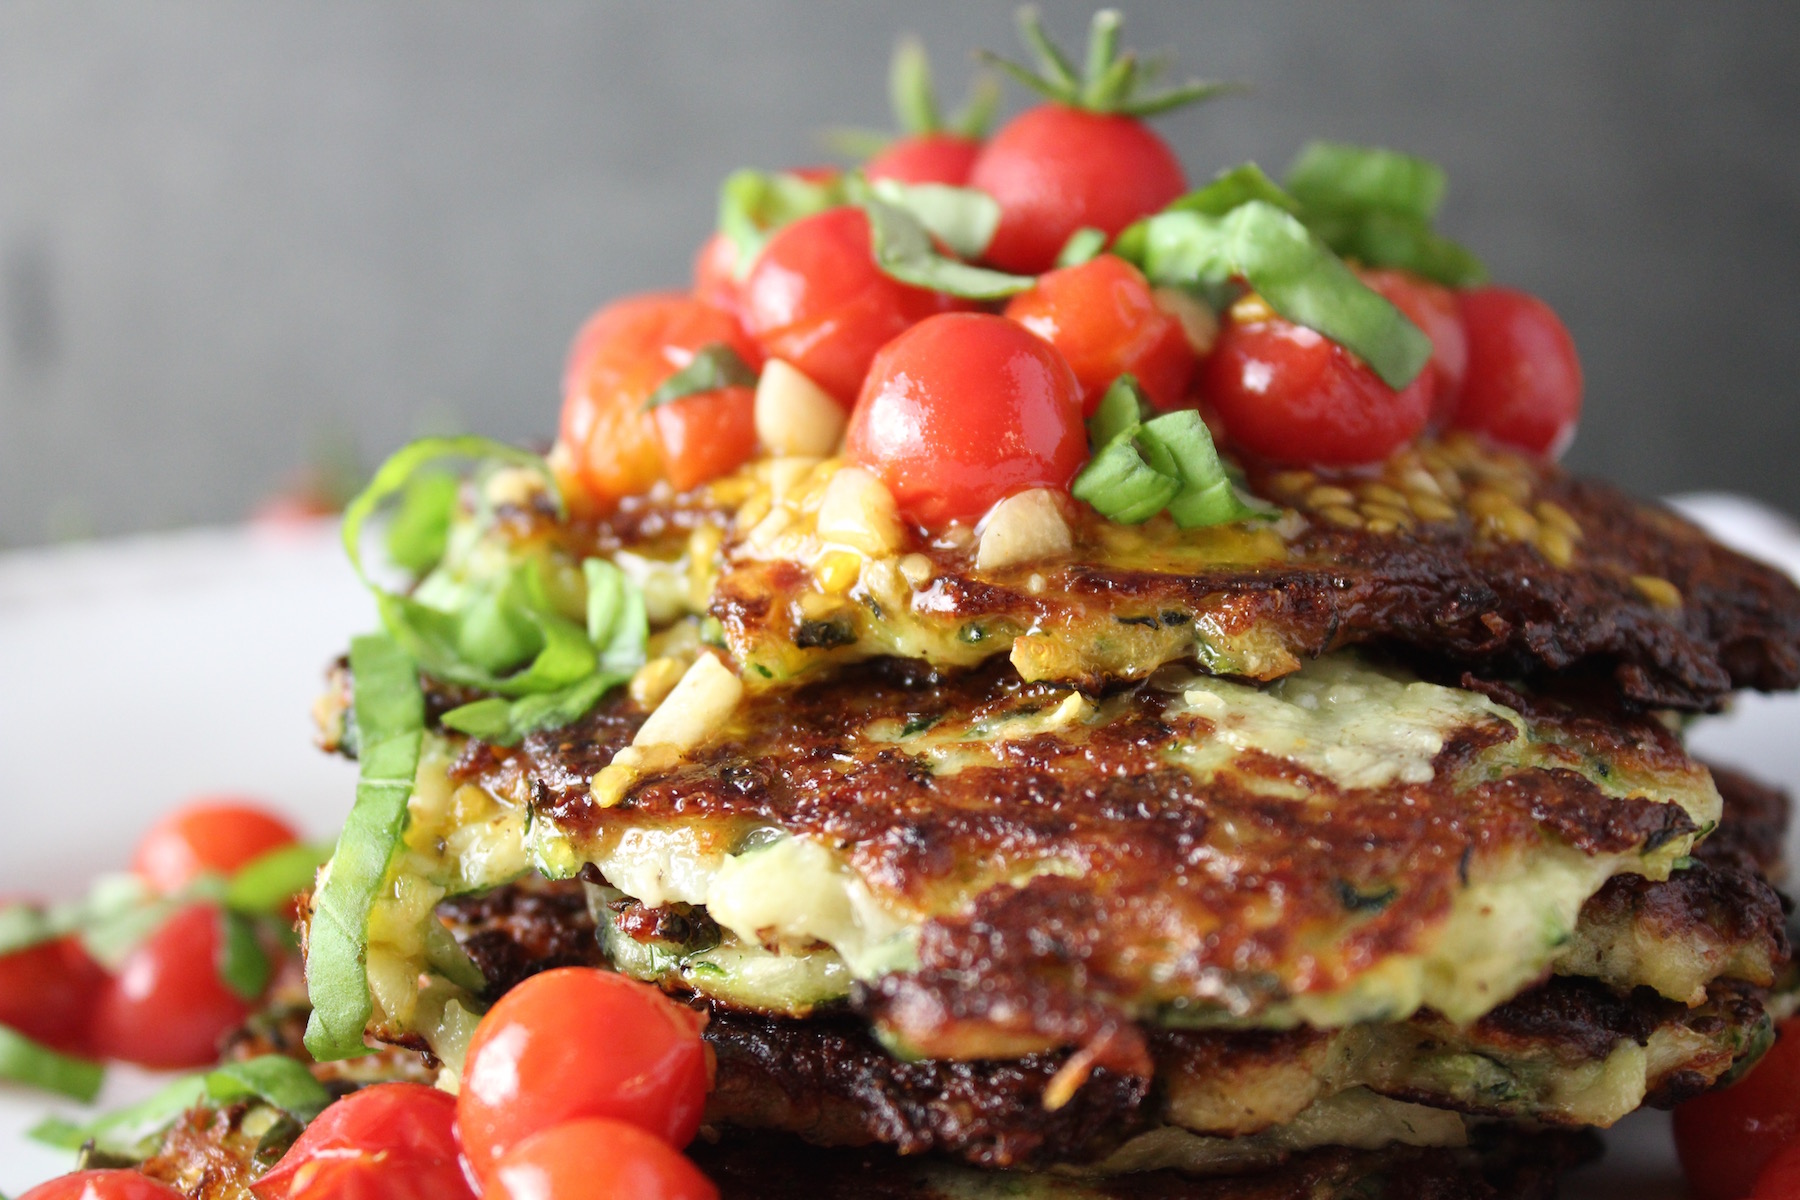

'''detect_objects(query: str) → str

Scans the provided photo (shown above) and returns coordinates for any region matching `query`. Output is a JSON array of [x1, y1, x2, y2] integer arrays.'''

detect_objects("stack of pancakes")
[[306, 433, 1799, 1198]]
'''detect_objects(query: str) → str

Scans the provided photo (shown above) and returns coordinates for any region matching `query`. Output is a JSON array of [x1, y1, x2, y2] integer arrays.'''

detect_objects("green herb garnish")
[[303, 632, 424, 1062], [641, 343, 759, 411], [0, 1026, 103, 1103], [224, 842, 332, 916], [1071, 376, 1272, 528], [1054, 227, 1108, 268], [1284, 141, 1486, 287], [862, 197, 1034, 299], [1118, 200, 1432, 389], [31, 1054, 328, 1158]]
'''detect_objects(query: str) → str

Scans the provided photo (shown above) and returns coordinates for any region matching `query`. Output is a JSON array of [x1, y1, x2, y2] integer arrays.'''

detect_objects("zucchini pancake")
[[110, 11, 1800, 1200]]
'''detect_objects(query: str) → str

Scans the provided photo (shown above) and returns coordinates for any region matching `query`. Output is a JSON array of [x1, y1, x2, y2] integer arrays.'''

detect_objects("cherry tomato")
[[132, 800, 299, 894], [559, 293, 761, 508], [19, 1172, 185, 1200], [488, 1118, 719, 1200], [251, 1083, 474, 1200], [741, 206, 962, 407], [844, 313, 1087, 527], [457, 968, 711, 1182], [1676, 1019, 1800, 1200], [1200, 307, 1435, 467], [1753, 1140, 1800, 1200], [865, 132, 982, 186], [89, 904, 252, 1069], [691, 233, 742, 316], [1451, 286, 1583, 457], [969, 105, 1187, 275], [1003, 255, 1196, 415], [0, 935, 108, 1055], [1358, 268, 1468, 422]]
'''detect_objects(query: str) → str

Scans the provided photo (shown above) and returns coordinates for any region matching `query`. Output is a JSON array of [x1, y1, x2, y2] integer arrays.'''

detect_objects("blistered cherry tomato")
[[559, 293, 761, 508], [1359, 268, 1468, 421], [969, 105, 1186, 275], [1753, 1139, 1800, 1200], [0, 934, 108, 1055], [865, 132, 982, 186], [132, 800, 299, 894], [1201, 308, 1434, 467], [488, 1118, 719, 1200], [741, 206, 961, 407], [251, 1083, 474, 1200], [457, 968, 711, 1182], [845, 313, 1086, 527], [19, 1172, 185, 1200], [89, 904, 252, 1069], [1676, 1019, 1800, 1200], [1451, 286, 1583, 457], [691, 233, 742, 316], [1004, 254, 1195, 414]]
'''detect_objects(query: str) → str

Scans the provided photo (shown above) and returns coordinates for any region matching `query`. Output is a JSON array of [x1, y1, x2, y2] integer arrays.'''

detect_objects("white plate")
[[0, 501, 1794, 1194]]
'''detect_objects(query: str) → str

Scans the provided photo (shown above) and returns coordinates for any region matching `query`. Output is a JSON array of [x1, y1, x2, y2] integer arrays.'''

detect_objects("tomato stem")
[[980, 6, 1240, 118]]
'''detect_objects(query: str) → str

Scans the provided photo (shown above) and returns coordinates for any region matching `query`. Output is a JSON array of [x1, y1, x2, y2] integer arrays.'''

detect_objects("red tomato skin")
[[651, 386, 759, 492], [865, 133, 982, 186], [488, 1118, 719, 1200], [1359, 268, 1468, 422], [89, 904, 252, 1069], [741, 206, 963, 407], [132, 800, 299, 894], [1451, 286, 1583, 457], [1003, 255, 1196, 414], [1200, 315, 1435, 467], [1752, 1139, 1800, 1200], [19, 1171, 185, 1200], [0, 935, 108, 1055], [970, 105, 1187, 275], [845, 312, 1087, 528], [252, 1083, 474, 1200], [1677, 1019, 1800, 1200], [560, 293, 763, 507], [457, 968, 712, 1182], [691, 233, 742, 316]]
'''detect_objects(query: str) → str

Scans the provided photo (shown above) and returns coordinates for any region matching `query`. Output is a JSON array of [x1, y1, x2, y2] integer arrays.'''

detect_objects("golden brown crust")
[[558, 435, 1800, 711]]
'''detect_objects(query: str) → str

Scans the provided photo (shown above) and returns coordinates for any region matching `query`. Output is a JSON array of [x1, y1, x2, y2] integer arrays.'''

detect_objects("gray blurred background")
[[1, 1, 1796, 548]]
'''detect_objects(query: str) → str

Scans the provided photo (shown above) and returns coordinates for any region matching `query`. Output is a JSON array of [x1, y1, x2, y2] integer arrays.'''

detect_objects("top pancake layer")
[[514, 433, 1800, 709]]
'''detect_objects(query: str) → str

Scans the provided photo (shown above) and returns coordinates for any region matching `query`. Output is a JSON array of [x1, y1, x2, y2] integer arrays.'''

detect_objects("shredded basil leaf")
[[304, 633, 424, 1062], [863, 178, 1002, 260], [1286, 141, 1445, 223], [0, 905, 58, 958], [1283, 142, 1487, 288], [0, 1026, 103, 1102], [718, 168, 845, 269], [384, 470, 459, 575], [344, 438, 604, 698], [440, 558, 646, 747], [216, 910, 272, 1003], [224, 843, 331, 916], [423, 919, 488, 994], [1168, 163, 1301, 219], [1071, 376, 1273, 528], [31, 1055, 327, 1157], [1055, 227, 1108, 268], [1120, 200, 1432, 389], [641, 343, 758, 412], [206, 1055, 332, 1123], [862, 198, 1035, 299]]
